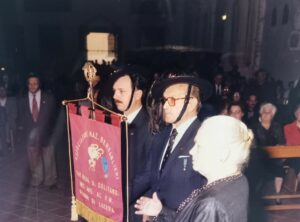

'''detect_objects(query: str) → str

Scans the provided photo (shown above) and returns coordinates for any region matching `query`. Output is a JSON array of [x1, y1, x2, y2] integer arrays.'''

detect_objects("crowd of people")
[[103, 63, 299, 222], [0, 59, 299, 222]]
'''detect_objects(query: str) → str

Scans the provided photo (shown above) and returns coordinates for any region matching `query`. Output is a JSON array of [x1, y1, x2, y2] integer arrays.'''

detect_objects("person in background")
[[284, 104, 300, 189], [228, 101, 244, 121], [284, 104, 300, 145], [135, 115, 253, 222], [17, 73, 57, 188], [244, 94, 259, 127], [215, 99, 230, 115], [253, 69, 276, 104], [209, 72, 224, 108], [252, 103, 285, 203], [213, 72, 223, 98], [283, 81, 294, 105], [0, 85, 17, 155], [232, 91, 242, 102], [288, 78, 300, 122]]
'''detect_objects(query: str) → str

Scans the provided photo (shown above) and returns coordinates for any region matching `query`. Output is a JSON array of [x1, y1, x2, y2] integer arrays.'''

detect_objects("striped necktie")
[[160, 128, 178, 173]]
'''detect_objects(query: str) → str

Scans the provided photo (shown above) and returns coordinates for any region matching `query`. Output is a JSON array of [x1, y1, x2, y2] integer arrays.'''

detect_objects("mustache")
[[114, 99, 123, 104]]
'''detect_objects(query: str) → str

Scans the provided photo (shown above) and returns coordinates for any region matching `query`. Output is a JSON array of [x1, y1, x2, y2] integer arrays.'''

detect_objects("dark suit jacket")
[[289, 79, 300, 111], [131, 118, 206, 210], [212, 84, 223, 97], [127, 108, 153, 221], [17, 91, 56, 147], [252, 121, 286, 147], [128, 108, 153, 182], [3, 97, 17, 130], [243, 106, 259, 128]]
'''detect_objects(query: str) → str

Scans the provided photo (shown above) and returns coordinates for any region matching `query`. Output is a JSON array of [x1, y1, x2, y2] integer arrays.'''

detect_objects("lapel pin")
[[178, 155, 190, 171]]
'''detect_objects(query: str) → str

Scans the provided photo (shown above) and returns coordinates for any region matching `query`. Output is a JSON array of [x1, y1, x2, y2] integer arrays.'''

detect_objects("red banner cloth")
[[69, 108, 123, 222]]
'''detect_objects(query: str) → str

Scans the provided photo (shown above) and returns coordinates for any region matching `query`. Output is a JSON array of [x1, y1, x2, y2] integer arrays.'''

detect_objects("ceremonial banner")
[[69, 105, 123, 222]]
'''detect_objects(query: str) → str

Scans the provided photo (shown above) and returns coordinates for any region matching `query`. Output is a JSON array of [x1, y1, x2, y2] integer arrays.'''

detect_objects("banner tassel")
[[66, 104, 78, 221], [71, 196, 79, 221]]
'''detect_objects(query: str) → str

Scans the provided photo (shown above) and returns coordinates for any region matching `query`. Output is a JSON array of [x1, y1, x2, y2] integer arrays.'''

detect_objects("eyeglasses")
[[161, 97, 193, 107]]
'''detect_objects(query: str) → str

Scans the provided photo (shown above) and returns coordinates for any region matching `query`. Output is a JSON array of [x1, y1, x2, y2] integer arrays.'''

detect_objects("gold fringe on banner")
[[77, 200, 114, 222]]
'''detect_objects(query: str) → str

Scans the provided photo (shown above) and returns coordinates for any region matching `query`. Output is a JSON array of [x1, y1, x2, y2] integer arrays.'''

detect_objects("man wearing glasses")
[[132, 72, 212, 216]]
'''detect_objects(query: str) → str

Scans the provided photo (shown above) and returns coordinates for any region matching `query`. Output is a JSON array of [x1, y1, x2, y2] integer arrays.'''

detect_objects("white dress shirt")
[[0, 98, 6, 107], [28, 90, 41, 113], [126, 106, 142, 124], [215, 84, 222, 95], [159, 116, 197, 169]]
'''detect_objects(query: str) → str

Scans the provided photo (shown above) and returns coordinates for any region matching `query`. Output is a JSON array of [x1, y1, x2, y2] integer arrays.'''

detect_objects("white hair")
[[199, 116, 253, 171], [259, 103, 277, 117]]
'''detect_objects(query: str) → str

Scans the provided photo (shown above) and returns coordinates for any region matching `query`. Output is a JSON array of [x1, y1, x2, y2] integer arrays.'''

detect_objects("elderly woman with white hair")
[[253, 103, 285, 146], [135, 115, 253, 222], [252, 103, 285, 203]]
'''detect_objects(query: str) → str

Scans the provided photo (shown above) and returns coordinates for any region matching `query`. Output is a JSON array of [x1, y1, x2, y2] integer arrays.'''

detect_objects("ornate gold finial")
[[82, 62, 100, 103], [82, 62, 97, 84]]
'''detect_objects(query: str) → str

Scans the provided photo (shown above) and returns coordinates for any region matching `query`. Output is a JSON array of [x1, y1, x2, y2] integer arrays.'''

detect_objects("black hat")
[[107, 64, 149, 112], [108, 64, 148, 90], [151, 72, 212, 101]]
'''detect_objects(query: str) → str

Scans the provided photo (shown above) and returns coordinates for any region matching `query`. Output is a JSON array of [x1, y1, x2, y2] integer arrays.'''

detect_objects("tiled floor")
[[0, 146, 71, 222], [1, 146, 300, 222]]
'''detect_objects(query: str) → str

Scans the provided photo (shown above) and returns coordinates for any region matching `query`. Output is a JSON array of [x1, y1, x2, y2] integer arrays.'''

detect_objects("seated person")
[[252, 103, 285, 200], [228, 101, 244, 121], [244, 94, 259, 127], [284, 104, 300, 145], [284, 104, 300, 186], [135, 115, 253, 222]]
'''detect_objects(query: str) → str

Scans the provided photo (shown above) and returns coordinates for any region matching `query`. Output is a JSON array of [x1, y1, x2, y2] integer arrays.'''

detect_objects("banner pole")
[[124, 118, 130, 222], [65, 104, 78, 221]]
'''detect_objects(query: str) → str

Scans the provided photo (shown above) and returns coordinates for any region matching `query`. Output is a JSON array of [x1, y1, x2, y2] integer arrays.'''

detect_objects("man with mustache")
[[110, 66, 153, 221]]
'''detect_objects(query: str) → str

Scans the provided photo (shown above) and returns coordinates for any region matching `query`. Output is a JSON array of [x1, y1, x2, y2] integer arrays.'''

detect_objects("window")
[[271, 7, 277, 27], [282, 4, 289, 25], [86, 33, 117, 63]]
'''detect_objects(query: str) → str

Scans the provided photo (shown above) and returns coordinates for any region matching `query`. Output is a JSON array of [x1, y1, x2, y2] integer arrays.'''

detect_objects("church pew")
[[263, 145, 300, 211]]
